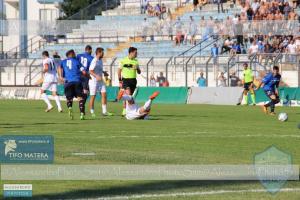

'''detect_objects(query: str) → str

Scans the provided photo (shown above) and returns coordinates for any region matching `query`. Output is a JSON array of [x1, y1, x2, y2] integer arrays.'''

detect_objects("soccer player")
[[118, 47, 141, 116], [237, 63, 256, 105], [40, 51, 62, 113], [77, 45, 94, 107], [256, 66, 281, 115], [89, 47, 113, 117], [58, 50, 87, 120], [117, 88, 160, 120]]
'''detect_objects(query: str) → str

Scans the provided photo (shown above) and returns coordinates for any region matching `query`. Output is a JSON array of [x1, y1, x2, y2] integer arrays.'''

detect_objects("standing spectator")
[[197, 72, 206, 87], [287, 39, 297, 62], [193, 0, 199, 11], [161, 3, 167, 19], [283, 2, 292, 20], [229, 72, 240, 87], [174, 17, 184, 46], [149, 74, 156, 87], [52, 51, 61, 69], [156, 72, 166, 87], [188, 16, 197, 45], [141, 0, 149, 14], [217, 0, 224, 13], [103, 71, 112, 87], [154, 4, 161, 17], [211, 43, 219, 64], [142, 18, 148, 41], [217, 72, 227, 87]]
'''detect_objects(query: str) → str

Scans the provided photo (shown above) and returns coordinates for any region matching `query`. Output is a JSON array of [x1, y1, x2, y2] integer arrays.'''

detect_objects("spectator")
[[217, 0, 224, 13], [149, 74, 156, 87], [103, 71, 112, 86], [52, 51, 61, 69], [141, 0, 149, 14], [154, 4, 161, 17], [217, 72, 227, 87], [174, 17, 184, 46], [193, 0, 199, 11], [188, 16, 197, 45], [231, 40, 241, 55], [229, 72, 240, 87], [248, 40, 258, 55], [211, 43, 219, 64], [196, 72, 206, 87], [146, 3, 155, 16], [142, 18, 148, 41], [157, 72, 166, 87], [221, 37, 232, 54], [161, 3, 167, 19]]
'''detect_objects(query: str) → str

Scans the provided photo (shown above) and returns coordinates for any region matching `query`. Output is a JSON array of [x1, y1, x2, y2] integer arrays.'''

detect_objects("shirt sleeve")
[[262, 73, 272, 84], [89, 59, 96, 71]]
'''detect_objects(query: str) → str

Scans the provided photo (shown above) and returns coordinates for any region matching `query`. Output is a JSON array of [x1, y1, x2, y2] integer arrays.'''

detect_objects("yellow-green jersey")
[[119, 56, 139, 79], [243, 68, 253, 83]]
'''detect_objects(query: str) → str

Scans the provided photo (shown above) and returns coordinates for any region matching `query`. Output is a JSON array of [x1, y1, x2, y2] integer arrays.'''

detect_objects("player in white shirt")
[[89, 48, 113, 117], [117, 89, 160, 120], [40, 51, 62, 113]]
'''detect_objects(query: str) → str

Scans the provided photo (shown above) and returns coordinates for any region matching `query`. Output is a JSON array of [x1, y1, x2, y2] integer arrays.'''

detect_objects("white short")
[[125, 104, 147, 120], [89, 81, 106, 96], [41, 82, 57, 92]]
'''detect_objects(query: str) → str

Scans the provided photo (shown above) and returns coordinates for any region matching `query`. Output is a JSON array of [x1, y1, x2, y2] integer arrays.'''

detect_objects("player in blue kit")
[[77, 45, 94, 107], [58, 50, 87, 120], [256, 66, 281, 115]]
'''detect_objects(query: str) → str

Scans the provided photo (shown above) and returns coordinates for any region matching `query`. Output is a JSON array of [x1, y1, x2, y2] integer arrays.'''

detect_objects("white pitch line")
[[95, 134, 300, 139], [71, 152, 96, 156], [86, 188, 300, 200]]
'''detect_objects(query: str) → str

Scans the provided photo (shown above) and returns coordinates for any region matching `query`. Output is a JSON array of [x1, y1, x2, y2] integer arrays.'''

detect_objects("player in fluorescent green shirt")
[[237, 63, 256, 105]]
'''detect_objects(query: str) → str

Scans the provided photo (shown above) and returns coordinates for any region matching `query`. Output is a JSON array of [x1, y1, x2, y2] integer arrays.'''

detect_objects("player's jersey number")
[[67, 60, 72, 70], [80, 57, 88, 68]]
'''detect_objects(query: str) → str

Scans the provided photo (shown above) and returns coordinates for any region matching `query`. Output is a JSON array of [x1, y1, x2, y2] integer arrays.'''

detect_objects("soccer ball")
[[278, 113, 288, 122]]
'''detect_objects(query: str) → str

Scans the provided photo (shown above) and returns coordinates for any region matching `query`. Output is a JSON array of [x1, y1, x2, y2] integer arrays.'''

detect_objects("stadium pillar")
[[19, 0, 27, 58]]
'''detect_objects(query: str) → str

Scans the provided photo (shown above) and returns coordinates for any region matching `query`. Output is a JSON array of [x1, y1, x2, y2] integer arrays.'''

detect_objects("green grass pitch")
[[0, 100, 300, 199]]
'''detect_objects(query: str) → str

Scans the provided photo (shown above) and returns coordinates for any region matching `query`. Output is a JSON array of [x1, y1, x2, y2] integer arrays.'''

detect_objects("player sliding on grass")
[[256, 66, 281, 115], [237, 63, 256, 106], [89, 47, 113, 117], [58, 50, 87, 120], [117, 88, 159, 120], [40, 51, 62, 113]]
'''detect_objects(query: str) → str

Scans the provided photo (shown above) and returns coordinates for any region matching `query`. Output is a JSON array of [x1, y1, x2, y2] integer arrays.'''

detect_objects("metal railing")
[[1, 53, 299, 87]]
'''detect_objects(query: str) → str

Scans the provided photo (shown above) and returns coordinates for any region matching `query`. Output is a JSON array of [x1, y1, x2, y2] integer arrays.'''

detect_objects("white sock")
[[90, 109, 94, 114], [54, 96, 62, 111], [102, 104, 107, 114], [42, 93, 52, 108], [143, 99, 152, 111]]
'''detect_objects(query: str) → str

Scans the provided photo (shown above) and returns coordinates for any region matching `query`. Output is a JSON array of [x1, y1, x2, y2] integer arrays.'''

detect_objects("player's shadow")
[[29, 180, 260, 199]]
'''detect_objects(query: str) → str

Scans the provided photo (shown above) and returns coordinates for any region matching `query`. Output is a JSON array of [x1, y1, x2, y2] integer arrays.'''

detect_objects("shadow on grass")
[[28, 180, 258, 200]]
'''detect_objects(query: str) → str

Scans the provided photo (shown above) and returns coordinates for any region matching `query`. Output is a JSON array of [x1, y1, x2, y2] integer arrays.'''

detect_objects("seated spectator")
[[211, 43, 219, 64], [156, 72, 166, 87], [197, 72, 206, 87], [229, 72, 240, 87], [221, 37, 232, 54], [231, 41, 242, 55], [248, 40, 258, 55], [147, 3, 155, 16]]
